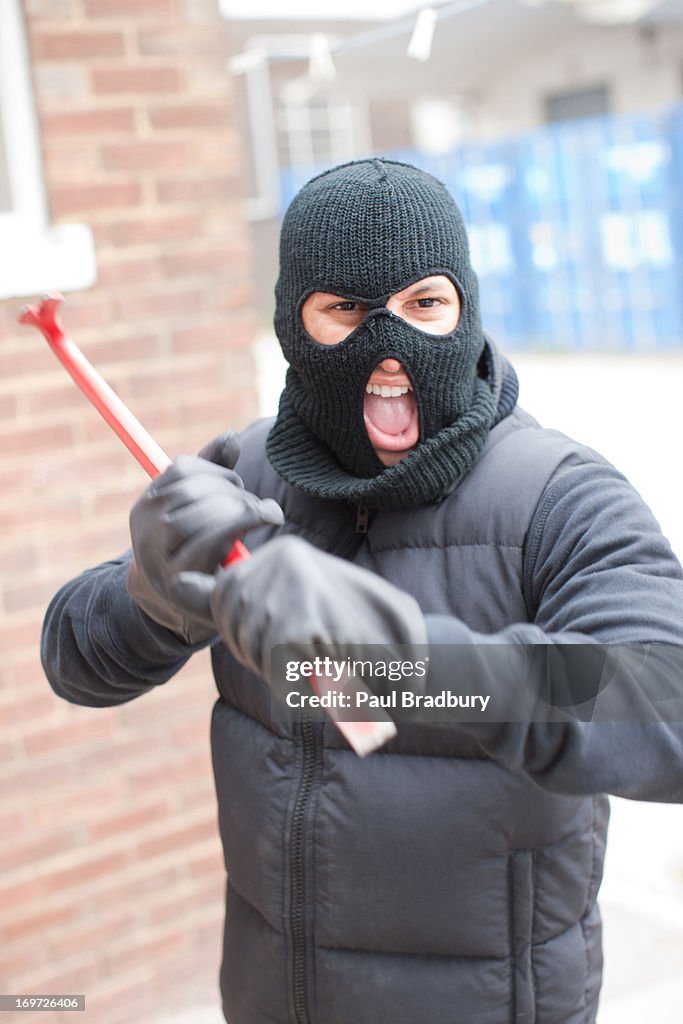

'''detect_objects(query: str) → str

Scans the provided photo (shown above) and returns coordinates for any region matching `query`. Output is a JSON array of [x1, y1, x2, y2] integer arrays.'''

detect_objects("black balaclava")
[[266, 158, 496, 511]]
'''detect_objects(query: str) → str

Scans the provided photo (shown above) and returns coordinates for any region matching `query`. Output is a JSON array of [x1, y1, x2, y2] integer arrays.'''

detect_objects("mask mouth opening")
[[363, 360, 419, 456]]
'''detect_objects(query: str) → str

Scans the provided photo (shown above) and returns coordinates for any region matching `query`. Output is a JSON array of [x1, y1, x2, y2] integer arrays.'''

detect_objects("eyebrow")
[[405, 280, 451, 296]]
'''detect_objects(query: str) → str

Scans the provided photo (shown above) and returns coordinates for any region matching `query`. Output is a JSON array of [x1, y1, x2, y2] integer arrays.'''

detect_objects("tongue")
[[364, 391, 416, 435]]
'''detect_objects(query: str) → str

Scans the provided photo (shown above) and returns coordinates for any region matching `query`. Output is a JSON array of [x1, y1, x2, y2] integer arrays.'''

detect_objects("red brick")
[[0, 499, 88, 542], [51, 911, 136, 958], [31, 30, 125, 60], [23, 382, 89, 416], [126, 752, 212, 792], [0, 945, 39, 979], [0, 467, 34, 501], [2, 902, 80, 943], [188, 848, 224, 878], [191, 134, 242, 172], [30, 780, 126, 828], [92, 66, 183, 95], [42, 107, 135, 136], [0, 499, 88, 544], [0, 621, 42, 654], [162, 245, 248, 278], [119, 402, 175, 438], [14, 962, 98, 998], [56, 293, 112, 331], [84, 0, 173, 15], [2, 0, 258, 1012], [147, 880, 222, 924], [94, 866, 179, 912], [33, 63, 88, 106], [0, 757, 80, 807], [25, 0, 75, 17], [156, 176, 234, 203], [126, 362, 217, 398], [48, 528, 104, 580], [149, 103, 230, 130], [41, 851, 132, 895], [84, 331, 163, 365], [206, 390, 258, 432], [118, 684, 213, 727], [171, 715, 211, 745], [209, 288, 255, 317], [178, 396, 247, 435], [106, 928, 187, 971], [0, 393, 18, 420], [0, 738, 17, 766], [138, 818, 217, 859], [28, 447, 135, 492], [101, 140, 190, 172], [0, 347, 64, 381], [0, 809, 28, 834], [0, 872, 53, 913], [138, 26, 227, 56], [96, 258, 164, 287], [112, 287, 203, 322], [22, 714, 116, 756], [5, 659, 48, 693], [0, 830, 80, 878], [0, 423, 75, 458], [92, 481, 156, 517], [0, 545, 37, 575], [75, 733, 169, 776], [172, 317, 255, 354], [0, 693, 57, 726], [176, 781, 216, 816], [89, 800, 170, 840], [97, 212, 204, 246], [82, 974, 163, 1024], [172, 321, 231, 354], [0, 761, 73, 815], [51, 181, 143, 216], [190, 916, 224, 951]]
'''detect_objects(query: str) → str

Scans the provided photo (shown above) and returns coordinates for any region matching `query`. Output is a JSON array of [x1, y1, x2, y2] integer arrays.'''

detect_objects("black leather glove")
[[127, 432, 284, 645], [170, 535, 428, 692]]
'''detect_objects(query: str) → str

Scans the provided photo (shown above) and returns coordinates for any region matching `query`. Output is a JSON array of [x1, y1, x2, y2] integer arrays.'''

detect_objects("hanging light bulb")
[[568, 0, 660, 23], [308, 33, 336, 82], [407, 7, 438, 62]]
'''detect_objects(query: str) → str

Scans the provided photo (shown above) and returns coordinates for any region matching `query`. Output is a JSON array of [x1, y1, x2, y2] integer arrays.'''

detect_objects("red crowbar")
[[19, 293, 396, 756]]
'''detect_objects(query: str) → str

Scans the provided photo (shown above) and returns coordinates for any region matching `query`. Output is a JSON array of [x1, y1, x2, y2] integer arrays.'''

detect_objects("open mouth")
[[363, 376, 419, 454]]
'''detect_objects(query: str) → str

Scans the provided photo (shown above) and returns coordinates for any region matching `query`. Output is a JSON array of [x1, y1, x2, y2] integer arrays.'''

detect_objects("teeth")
[[365, 384, 411, 396]]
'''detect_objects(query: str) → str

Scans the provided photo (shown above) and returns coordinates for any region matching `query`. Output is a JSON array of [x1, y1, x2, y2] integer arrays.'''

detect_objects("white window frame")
[[0, 0, 96, 300]]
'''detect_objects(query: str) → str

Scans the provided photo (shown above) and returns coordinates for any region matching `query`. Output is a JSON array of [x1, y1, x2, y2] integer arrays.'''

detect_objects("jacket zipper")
[[522, 479, 563, 619], [291, 712, 317, 1024], [289, 506, 370, 1020], [355, 505, 370, 533]]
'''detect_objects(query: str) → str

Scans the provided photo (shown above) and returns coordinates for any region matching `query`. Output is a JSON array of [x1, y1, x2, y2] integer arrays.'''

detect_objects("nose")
[[379, 358, 402, 373]]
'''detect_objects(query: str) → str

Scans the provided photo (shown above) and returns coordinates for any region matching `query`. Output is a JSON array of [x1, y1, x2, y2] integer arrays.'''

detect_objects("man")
[[42, 159, 683, 1024]]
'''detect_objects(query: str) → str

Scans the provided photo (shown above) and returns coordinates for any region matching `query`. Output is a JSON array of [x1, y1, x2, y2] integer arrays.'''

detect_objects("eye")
[[416, 297, 439, 308], [330, 301, 359, 312]]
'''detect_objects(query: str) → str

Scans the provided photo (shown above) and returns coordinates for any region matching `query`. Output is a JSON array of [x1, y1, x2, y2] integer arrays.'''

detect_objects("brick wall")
[[0, 2, 258, 1021]]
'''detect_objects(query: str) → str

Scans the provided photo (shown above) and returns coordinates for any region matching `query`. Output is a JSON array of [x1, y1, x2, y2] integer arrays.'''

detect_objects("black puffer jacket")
[[42, 360, 683, 1024]]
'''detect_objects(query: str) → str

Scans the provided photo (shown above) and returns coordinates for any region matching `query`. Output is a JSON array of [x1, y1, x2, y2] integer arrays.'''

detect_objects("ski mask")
[[266, 158, 496, 510]]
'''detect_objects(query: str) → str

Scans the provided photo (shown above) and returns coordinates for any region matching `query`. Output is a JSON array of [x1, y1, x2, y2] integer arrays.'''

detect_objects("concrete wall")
[[473, 22, 683, 139]]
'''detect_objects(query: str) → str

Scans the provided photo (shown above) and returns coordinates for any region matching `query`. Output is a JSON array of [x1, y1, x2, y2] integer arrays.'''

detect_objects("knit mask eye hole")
[[300, 274, 461, 347]]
